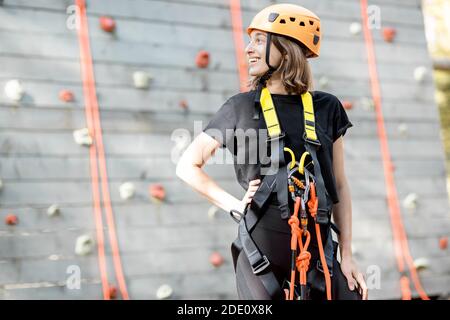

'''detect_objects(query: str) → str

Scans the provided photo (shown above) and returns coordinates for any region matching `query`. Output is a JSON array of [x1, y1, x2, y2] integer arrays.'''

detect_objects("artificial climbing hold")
[[0, 178, 3, 191], [109, 285, 118, 299], [75, 234, 94, 256], [360, 96, 375, 111], [149, 184, 165, 202], [397, 123, 408, 136], [349, 22, 362, 35], [439, 236, 448, 250], [133, 71, 152, 89], [59, 89, 74, 102], [156, 284, 173, 299], [382, 27, 396, 42], [207, 206, 218, 220], [342, 100, 353, 110], [119, 182, 135, 200], [318, 76, 329, 89], [402, 193, 418, 210], [414, 66, 427, 83], [99, 16, 116, 33], [4, 79, 25, 102], [47, 204, 60, 217], [48, 254, 60, 261], [209, 252, 224, 268], [413, 257, 429, 271], [5, 214, 18, 226], [196, 50, 210, 68], [179, 99, 189, 110], [73, 128, 93, 146]]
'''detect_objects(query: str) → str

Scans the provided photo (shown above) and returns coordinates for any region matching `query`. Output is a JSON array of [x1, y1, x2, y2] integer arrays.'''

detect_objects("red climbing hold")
[[149, 184, 166, 201], [59, 90, 74, 102], [196, 50, 210, 68], [439, 237, 448, 250], [210, 252, 224, 267], [342, 100, 353, 110], [5, 214, 18, 226], [382, 27, 396, 43], [109, 285, 118, 299], [100, 16, 116, 33], [179, 100, 189, 110]]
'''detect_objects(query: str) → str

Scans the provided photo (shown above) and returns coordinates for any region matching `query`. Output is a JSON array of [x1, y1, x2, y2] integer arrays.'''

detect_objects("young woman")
[[176, 4, 368, 300]]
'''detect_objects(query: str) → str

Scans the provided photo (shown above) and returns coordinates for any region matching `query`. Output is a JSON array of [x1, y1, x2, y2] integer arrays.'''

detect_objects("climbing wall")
[[0, 0, 449, 300]]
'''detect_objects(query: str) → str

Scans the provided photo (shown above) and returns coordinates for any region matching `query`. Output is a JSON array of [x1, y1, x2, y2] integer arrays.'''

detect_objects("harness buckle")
[[266, 132, 285, 144], [303, 132, 321, 147], [252, 255, 270, 275], [229, 209, 244, 224]]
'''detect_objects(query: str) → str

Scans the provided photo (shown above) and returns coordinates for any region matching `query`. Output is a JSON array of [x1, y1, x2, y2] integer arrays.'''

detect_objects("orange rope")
[[229, 0, 248, 92], [75, 0, 129, 300], [75, 0, 109, 300], [360, 0, 428, 300], [308, 182, 332, 300], [288, 197, 311, 300]]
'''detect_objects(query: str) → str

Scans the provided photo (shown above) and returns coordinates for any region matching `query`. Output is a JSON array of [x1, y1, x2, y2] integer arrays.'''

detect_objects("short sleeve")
[[203, 97, 236, 148], [332, 99, 353, 142]]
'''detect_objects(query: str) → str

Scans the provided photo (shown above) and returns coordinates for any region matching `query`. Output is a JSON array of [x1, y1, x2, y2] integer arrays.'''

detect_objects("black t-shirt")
[[203, 89, 353, 204]]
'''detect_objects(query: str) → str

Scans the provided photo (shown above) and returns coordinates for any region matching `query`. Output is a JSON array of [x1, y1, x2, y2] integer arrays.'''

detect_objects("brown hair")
[[248, 34, 313, 94]]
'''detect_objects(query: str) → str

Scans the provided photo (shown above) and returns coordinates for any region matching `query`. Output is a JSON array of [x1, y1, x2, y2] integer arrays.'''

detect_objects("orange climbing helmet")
[[247, 3, 321, 58]]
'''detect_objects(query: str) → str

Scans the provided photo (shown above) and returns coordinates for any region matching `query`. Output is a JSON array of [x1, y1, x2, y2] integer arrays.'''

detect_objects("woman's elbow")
[[175, 156, 199, 182]]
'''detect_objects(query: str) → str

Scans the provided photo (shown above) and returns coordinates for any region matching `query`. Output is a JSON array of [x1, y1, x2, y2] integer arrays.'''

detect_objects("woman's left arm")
[[332, 136, 368, 299]]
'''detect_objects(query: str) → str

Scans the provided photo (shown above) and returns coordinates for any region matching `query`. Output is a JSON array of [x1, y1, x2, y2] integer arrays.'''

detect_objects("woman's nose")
[[245, 41, 254, 54]]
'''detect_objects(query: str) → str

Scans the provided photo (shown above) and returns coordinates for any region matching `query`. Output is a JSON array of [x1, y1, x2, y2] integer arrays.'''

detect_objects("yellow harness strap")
[[260, 87, 319, 143], [260, 87, 282, 138]]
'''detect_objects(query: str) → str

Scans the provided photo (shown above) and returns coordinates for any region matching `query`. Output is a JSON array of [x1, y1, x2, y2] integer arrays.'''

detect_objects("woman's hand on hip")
[[240, 179, 261, 209]]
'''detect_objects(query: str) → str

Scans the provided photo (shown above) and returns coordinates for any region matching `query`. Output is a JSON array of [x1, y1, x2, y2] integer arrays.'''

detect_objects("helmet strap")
[[259, 32, 277, 86]]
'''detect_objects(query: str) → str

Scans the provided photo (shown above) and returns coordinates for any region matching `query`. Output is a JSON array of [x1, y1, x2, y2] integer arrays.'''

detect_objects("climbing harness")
[[230, 87, 338, 300]]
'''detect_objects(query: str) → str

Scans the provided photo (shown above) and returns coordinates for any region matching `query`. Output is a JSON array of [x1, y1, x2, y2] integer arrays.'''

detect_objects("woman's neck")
[[266, 77, 290, 95]]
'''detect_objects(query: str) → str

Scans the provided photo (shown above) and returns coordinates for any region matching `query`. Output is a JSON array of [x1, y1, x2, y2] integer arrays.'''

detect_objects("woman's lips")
[[248, 57, 260, 65]]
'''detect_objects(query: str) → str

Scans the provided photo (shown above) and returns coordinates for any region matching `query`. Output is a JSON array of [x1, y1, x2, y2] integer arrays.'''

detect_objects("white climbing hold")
[[133, 71, 152, 89], [0, 178, 3, 191], [398, 123, 408, 136], [75, 234, 94, 256], [413, 257, 429, 271], [318, 76, 329, 89], [403, 193, 418, 210], [349, 22, 362, 35], [414, 66, 427, 83], [207, 206, 219, 220], [360, 97, 375, 111], [73, 128, 93, 146], [4, 79, 25, 102], [119, 182, 135, 200], [156, 284, 173, 299], [47, 204, 60, 217], [48, 254, 60, 261]]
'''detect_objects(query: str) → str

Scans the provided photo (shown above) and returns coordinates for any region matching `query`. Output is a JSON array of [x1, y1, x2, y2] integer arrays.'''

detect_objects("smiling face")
[[245, 30, 283, 77]]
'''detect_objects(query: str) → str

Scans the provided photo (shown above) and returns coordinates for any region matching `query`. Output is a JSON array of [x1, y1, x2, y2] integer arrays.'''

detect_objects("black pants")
[[235, 203, 361, 300]]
